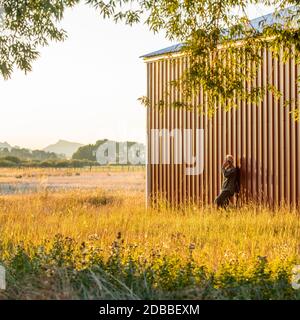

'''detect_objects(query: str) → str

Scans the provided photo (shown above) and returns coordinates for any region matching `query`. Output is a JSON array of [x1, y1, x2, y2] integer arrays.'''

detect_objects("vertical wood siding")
[[146, 48, 300, 207]]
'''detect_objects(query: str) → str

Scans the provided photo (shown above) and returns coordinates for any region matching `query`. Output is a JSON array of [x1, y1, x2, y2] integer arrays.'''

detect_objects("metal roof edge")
[[140, 7, 296, 59]]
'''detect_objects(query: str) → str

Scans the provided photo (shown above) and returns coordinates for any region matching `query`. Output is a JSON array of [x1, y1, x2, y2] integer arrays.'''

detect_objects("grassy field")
[[0, 167, 145, 194], [0, 168, 299, 299]]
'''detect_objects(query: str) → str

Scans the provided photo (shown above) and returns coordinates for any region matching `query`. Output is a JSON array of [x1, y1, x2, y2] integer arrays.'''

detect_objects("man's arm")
[[222, 167, 236, 177]]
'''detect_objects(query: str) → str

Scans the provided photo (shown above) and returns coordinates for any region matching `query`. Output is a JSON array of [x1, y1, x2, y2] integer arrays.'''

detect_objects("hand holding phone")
[[222, 160, 228, 168]]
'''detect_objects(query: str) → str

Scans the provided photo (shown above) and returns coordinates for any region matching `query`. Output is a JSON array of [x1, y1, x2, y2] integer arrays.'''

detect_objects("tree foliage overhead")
[[0, 0, 299, 116], [0, 0, 78, 78]]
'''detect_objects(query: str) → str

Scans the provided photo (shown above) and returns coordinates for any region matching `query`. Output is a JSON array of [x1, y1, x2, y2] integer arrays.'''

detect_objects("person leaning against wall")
[[215, 155, 240, 209]]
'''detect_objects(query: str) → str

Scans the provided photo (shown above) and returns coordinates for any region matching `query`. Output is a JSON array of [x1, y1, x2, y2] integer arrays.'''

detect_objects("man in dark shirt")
[[215, 155, 239, 208]]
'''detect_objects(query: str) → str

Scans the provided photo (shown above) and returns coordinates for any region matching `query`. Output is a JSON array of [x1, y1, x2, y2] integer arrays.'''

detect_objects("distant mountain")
[[0, 141, 12, 151], [43, 140, 84, 159]]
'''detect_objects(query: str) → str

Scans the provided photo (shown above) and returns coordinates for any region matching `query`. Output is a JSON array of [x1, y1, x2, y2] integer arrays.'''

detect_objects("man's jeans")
[[215, 190, 234, 208]]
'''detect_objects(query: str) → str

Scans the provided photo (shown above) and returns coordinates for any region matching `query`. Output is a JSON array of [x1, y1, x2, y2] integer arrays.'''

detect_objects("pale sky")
[[0, 3, 272, 150]]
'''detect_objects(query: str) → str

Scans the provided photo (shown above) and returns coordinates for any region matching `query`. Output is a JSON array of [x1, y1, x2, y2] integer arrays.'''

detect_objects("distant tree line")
[[0, 147, 63, 161], [0, 141, 145, 168], [0, 147, 98, 168], [0, 156, 98, 168]]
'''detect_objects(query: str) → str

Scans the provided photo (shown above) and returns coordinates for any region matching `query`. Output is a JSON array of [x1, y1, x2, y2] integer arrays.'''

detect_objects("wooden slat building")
[[142, 11, 300, 208]]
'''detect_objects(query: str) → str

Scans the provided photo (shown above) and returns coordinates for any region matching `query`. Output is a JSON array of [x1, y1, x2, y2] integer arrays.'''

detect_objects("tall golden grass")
[[0, 188, 299, 269], [0, 168, 299, 299]]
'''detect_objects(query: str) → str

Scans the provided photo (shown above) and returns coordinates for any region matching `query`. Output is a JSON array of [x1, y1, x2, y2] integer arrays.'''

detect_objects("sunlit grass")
[[0, 189, 299, 266], [0, 185, 299, 299]]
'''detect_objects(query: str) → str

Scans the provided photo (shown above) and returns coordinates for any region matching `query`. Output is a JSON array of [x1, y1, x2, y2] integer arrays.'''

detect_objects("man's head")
[[225, 155, 234, 166]]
